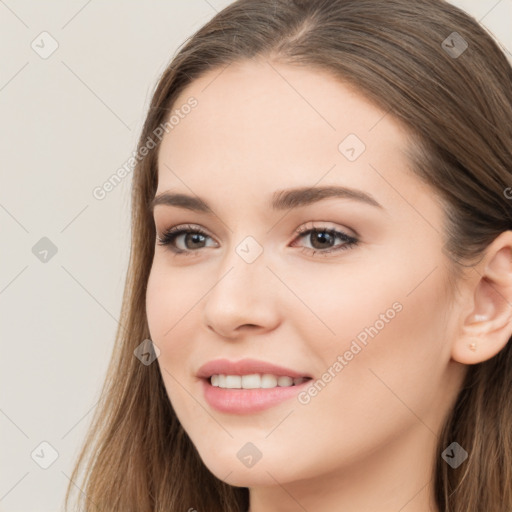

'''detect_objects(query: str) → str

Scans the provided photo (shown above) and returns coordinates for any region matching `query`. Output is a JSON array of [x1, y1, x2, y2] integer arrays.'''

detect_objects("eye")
[[156, 224, 216, 256], [291, 223, 358, 257], [156, 222, 359, 257]]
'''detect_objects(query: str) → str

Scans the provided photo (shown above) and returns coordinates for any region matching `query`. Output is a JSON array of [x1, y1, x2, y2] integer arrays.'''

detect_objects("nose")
[[201, 249, 281, 340]]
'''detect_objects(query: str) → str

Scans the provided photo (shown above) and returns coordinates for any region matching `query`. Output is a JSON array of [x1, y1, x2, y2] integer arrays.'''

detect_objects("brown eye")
[[156, 224, 216, 255], [292, 226, 358, 256]]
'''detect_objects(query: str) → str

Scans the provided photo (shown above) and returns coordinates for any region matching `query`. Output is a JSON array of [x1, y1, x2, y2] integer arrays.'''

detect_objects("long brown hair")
[[64, 0, 512, 510]]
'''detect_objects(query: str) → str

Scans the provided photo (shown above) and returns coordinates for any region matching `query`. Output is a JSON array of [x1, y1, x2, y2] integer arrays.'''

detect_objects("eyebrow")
[[149, 185, 383, 213]]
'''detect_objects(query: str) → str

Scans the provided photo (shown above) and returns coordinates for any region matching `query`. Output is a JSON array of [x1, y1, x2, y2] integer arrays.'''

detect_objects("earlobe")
[[451, 231, 512, 365]]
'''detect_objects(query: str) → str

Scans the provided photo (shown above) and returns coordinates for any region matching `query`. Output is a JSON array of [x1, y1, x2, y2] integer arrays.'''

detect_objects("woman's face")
[[146, 59, 467, 495]]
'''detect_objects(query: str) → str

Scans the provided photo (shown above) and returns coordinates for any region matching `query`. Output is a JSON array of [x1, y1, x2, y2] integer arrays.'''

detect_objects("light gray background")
[[1, 1, 510, 511]]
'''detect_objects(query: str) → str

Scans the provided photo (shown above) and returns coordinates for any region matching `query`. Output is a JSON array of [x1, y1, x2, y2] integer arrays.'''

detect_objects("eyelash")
[[156, 223, 359, 258]]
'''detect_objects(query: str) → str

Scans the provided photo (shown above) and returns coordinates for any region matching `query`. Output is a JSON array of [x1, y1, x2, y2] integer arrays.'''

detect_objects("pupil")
[[312, 231, 333, 249], [187, 233, 205, 248]]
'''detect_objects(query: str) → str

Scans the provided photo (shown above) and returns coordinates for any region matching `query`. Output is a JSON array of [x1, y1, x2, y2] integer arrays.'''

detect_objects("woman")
[[65, 0, 512, 510]]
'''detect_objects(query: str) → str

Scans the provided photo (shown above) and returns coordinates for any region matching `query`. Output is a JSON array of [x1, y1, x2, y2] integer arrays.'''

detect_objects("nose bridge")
[[211, 233, 268, 302], [201, 233, 279, 335]]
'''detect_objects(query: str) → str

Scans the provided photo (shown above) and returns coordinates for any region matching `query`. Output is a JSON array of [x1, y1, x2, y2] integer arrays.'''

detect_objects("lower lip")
[[201, 378, 312, 414]]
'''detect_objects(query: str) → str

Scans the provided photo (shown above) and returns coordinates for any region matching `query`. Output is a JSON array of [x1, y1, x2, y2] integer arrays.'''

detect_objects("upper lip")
[[197, 358, 312, 379]]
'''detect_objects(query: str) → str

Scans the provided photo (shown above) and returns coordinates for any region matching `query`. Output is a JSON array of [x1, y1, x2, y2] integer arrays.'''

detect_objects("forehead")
[[156, 59, 419, 209]]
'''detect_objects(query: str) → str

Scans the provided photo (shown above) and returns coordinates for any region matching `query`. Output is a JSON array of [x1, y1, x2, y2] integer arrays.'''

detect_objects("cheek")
[[145, 262, 196, 390], [146, 258, 205, 342], [330, 263, 452, 427], [273, 265, 452, 473], [146, 264, 202, 426], [290, 243, 452, 415], [146, 264, 171, 341]]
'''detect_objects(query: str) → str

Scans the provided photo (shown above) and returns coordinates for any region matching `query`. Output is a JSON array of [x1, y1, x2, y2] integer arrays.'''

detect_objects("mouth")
[[200, 373, 314, 414], [196, 358, 314, 413], [206, 373, 313, 389]]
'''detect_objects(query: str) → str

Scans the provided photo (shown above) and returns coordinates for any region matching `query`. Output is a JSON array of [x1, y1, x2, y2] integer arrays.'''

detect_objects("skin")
[[145, 58, 512, 512]]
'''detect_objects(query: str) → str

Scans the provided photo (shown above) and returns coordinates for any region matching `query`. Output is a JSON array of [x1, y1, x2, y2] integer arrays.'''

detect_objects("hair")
[[64, 0, 512, 510]]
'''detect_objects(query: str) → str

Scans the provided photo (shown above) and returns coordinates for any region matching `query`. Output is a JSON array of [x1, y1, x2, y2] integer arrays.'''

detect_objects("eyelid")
[[156, 222, 344, 244], [294, 220, 358, 238], [156, 223, 215, 245]]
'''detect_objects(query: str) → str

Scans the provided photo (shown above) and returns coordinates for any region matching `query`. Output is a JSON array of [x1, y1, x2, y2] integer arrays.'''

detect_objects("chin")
[[198, 447, 307, 488], [207, 463, 285, 487]]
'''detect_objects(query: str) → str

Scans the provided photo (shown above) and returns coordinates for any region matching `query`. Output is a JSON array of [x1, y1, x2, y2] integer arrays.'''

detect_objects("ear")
[[452, 230, 512, 365]]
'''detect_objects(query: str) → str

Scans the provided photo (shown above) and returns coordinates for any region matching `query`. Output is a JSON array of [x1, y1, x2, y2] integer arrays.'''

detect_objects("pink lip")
[[196, 358, 312, 379], [197, 358, 313, 414], [201, 379, 312, 414]]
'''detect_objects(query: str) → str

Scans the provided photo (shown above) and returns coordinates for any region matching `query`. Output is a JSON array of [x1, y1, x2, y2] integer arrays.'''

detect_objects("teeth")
[[210, 374, 309, 389]]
